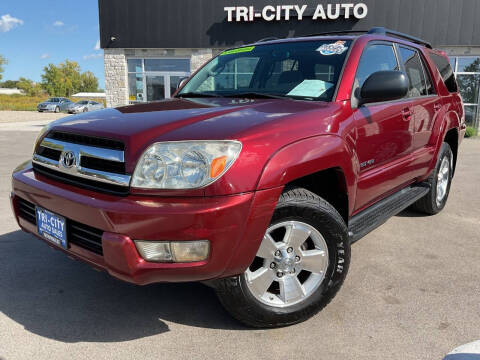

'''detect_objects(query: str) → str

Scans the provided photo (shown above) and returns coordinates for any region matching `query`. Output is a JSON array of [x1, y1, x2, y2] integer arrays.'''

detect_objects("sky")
[[0, 0, 105, 88]]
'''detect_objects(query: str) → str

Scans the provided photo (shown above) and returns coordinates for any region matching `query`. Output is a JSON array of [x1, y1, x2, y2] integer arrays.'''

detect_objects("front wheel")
[[215, 187, 350, 328], [54, 106, 60, 113], [411, 142, 453, 215]]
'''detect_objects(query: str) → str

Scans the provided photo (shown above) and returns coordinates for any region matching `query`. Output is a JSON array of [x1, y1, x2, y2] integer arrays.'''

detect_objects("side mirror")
[[359, 70, 409, 106], [177, 77, 189, 90]]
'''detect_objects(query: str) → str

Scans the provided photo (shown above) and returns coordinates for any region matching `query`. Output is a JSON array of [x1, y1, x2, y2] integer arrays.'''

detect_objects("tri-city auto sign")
[[224, 3, 368, 22]]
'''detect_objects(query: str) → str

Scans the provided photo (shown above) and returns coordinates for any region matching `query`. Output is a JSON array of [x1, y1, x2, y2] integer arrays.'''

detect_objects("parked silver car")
[[68, 100, 105, 114], [37, 98, 73, 113]]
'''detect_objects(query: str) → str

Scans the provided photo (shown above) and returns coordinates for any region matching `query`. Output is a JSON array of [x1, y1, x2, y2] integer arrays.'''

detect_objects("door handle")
[[401, 107, 413, 120], [434, 102, 442, 112]]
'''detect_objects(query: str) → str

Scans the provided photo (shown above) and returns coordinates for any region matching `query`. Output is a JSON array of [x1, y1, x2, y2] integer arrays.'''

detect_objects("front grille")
[[49, 131, 125, 151], [16, 197, 104, 256], [32, 132, 131, 195], [33, 163, 129, 196], [80, 156, 126, 174], [36, 146, 61, 161], [17, 197, 36, 224], [68, 220, 103, 255]]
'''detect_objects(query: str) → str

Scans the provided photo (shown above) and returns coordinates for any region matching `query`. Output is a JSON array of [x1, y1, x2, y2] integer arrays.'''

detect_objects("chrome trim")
[[33, 136, 130, 187], [33, 156, 131, 186], [41, 138, 124, 162]]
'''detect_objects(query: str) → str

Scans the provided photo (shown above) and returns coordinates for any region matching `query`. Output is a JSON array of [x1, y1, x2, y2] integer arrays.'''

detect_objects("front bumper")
[[11, 162, 282, 285]]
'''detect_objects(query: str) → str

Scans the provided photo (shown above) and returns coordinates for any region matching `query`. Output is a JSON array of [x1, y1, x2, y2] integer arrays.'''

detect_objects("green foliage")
[[465, 126, 477, 138], [16, 77, 45, 97], [80, 71, 99, 92], [41, 60, 99, 97], [0, 55, 7, 81], [0, 79, 18, 88]]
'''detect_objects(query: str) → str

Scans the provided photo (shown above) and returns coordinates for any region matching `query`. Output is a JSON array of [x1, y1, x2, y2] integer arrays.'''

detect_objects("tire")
[[54, 106, 60, 113], [215, 187, 350, 328], [411, 142, 453, 215], [83, 107, 88, 112]]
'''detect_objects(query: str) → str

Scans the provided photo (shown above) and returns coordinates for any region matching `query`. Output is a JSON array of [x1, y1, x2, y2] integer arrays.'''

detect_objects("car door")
[[396, 45, 440, 151], [352, 42, 416, 211]]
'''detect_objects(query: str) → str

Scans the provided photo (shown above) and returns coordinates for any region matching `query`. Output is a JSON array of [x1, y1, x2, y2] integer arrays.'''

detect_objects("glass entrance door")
[[146, 75, 165, 101], [128, 58, 190, 103]]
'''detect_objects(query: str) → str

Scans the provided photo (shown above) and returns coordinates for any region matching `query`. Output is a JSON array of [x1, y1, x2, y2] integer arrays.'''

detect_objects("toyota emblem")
[[61, 151, 76, 168]]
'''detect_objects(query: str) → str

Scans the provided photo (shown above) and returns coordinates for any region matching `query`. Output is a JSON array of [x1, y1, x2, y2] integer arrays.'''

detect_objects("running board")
[[348, 183, 430, 243]]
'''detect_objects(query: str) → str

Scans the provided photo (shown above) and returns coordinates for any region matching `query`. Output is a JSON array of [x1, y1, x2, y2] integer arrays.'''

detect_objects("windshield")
[[76, 101, 88, 104], [47, 98, 60, 103], [178, 39, 351, 101]]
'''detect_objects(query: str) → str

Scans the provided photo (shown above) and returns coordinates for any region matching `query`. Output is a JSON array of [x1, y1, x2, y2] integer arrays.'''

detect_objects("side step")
[[348, 183, 430, 243]]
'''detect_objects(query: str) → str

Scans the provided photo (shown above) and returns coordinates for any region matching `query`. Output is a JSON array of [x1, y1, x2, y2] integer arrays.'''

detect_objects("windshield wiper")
[[176, 92, 223, 98], [223, 92, 286, 99]]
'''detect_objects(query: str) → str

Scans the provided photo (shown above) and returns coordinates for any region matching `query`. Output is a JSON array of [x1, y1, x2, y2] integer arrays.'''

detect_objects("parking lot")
[[0, 111, 479, 360]]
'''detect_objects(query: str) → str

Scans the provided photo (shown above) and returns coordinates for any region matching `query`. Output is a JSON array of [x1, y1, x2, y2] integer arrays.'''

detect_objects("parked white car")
[[68, 100, 104, 114]]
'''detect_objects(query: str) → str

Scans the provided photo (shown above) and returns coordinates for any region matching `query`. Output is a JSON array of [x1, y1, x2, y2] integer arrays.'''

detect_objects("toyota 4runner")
[[11, 27, 466, 327]]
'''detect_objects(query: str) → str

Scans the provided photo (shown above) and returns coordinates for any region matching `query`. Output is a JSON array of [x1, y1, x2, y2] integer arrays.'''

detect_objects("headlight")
[[131, 140, 242, 189]]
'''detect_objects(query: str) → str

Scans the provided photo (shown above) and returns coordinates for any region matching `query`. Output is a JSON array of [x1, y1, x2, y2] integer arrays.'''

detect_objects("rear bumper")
[[11, 162, 282, 285]]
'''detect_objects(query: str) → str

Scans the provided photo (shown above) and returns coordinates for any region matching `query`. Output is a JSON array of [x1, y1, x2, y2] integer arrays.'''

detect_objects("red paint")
[[11, 34, 463, 284]]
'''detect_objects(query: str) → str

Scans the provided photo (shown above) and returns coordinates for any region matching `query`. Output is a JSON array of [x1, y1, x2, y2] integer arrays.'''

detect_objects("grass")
[[0, 94, 106, 112], [465, 126, 477, 138], [0, 94, 49, 111]]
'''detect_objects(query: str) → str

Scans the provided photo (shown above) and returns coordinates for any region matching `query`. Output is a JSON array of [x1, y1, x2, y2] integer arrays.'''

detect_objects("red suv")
[[11, 27, 465, 327]]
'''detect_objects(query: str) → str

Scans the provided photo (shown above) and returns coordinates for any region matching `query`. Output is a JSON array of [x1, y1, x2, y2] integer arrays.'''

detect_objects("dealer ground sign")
[[224, 3, 368, 22]]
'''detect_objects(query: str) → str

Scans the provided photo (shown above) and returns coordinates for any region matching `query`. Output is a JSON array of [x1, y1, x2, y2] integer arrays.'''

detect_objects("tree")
[[16, 77, 44, 96], [41, 60, 99, 97], [0, 79, 18, 88], [80, 71, 99, 92], [0, 55, 7, 82]]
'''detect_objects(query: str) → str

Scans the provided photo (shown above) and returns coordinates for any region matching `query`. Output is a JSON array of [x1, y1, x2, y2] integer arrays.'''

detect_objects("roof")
[[253, 27, 432, 49], [71, 92, 106, 98]]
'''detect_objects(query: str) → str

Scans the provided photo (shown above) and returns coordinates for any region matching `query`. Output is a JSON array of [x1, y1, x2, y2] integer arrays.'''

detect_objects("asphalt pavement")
[[0, 112, 479, 360]]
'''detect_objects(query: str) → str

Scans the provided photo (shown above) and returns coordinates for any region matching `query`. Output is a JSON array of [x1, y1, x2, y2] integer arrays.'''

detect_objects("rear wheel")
[[215, 187, 350, 328], [411, 142, 453, 215]]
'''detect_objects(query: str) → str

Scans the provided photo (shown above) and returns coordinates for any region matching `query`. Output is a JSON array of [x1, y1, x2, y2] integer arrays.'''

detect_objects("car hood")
[[47, 97, 342, 170]]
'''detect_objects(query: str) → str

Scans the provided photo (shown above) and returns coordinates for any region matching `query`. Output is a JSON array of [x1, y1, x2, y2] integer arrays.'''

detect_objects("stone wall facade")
[[104, 48, 219, 108], [104, 49, 128, 108]]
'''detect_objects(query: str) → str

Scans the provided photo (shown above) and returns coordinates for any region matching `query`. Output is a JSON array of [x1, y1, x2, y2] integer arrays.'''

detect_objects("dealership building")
[[99, 0, 480, 130]]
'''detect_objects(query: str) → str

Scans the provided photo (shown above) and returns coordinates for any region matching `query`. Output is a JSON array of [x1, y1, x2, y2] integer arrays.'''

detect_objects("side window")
[[428, 53, 458, 93], [422, 59, 435, 95], [399, 47, 427, 97], [355, 44, 398, 89]]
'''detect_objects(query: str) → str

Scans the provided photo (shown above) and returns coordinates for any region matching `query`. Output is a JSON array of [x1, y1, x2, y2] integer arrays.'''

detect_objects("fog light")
[[135, 240, 210, 263]]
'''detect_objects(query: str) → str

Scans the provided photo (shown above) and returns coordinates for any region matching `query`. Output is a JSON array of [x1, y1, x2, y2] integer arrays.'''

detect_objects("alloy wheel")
[[244, 221, 329, 308]]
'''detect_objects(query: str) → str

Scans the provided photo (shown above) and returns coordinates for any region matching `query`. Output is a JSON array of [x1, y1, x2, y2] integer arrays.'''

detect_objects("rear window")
[[428, 53, 458, 93]]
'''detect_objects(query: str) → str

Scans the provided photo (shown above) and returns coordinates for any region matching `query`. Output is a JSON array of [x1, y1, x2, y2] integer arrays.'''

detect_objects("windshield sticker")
[[317, 41, 348, 56], [221, 46, 255, 56], [286, 79, 334, 98]]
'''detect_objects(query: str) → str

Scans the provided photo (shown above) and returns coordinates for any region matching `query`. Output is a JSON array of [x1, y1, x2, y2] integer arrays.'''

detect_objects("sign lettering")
[[224, 3, 368, 22]]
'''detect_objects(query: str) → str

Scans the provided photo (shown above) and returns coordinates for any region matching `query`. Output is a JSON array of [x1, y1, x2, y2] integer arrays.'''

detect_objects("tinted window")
[[399, 47, 427, 97], [429, 53, 458, 93], [356, 44, 398, 88]]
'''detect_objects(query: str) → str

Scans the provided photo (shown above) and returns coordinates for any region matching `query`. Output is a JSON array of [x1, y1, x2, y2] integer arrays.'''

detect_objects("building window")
[[127, 58, 190, 103], [450, 56, 480, 130]]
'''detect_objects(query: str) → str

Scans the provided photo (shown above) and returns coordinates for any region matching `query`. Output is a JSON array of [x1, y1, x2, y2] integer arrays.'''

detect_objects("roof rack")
[[256, 37, 279, 43], [367, 27, 432, 49], [303, 27, 432, 49]]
